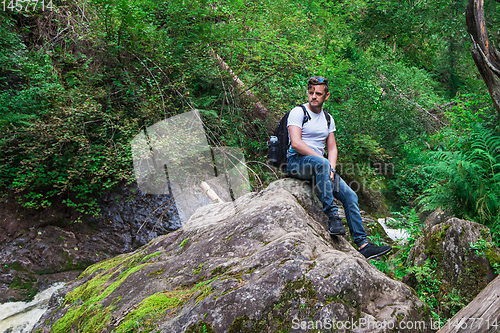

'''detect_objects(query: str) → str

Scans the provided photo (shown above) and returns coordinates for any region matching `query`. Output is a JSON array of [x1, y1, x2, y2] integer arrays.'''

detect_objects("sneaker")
[[359, 243, 392, 259], [328, 215, 346, 236]]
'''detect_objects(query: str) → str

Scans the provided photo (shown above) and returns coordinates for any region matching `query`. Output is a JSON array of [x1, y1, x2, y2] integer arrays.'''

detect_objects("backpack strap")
[[297, 105, 311, 126], [323, 109, 331, 129], [297, 104, 331, 129]]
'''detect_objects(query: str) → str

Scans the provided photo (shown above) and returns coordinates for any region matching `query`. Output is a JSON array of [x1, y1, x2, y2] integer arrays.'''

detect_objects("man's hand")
[[331, 169, 340, 192]]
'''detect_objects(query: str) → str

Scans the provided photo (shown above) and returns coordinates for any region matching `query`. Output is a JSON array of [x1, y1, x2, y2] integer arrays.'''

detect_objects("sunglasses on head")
[[310, 77, 327, 82]]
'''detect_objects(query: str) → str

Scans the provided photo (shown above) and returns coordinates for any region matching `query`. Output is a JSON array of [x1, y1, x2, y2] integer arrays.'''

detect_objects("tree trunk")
[[437, 274, 500, 333], [466, 0, 500, 116], [209, 50, 268, 120]]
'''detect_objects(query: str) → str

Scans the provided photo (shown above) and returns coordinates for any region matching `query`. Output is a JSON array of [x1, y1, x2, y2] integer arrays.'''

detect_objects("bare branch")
[[133, 55, 167, 119], [385, 79, 446, 128], [466, 0, 500, 116]]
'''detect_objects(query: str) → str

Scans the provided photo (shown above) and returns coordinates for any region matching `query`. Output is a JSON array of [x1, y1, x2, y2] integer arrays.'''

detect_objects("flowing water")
[[378, 218, 410, 241], [0, 283, 65, 333]]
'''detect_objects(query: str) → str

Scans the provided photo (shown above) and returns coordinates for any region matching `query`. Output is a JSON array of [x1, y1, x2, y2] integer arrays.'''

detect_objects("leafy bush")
[[386, 146, 438, 208], [0, 13, 63, 129], [419, 125, 500, 243], [1, 90, 139, 214], [333, 51, 442, 157]]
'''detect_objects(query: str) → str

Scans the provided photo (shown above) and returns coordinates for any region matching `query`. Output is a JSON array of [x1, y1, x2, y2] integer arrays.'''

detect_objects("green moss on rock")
[[193, 263, 206, 275], [179, 237, 190, 248], [485, 248, 500, 268], [141, 251, 162, 262], [52, 263, 148, 332], [185, 321, 216, 333], [8, 276, 38, 301], [227, 315, 252, 333], [114, 278, 216, 332], [147, 268, 165, 277], [78, 254, 131, 281]]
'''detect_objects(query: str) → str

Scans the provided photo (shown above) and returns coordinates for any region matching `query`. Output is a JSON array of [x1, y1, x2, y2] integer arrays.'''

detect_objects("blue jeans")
[[287, 154, 368, 247]]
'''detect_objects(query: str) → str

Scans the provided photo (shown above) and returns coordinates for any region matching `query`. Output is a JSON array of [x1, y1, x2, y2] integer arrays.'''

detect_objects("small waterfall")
[[0, 283, 65, 333]]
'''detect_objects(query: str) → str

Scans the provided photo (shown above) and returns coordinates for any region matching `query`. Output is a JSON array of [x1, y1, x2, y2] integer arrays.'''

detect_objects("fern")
[[419, 125, 500, 227]]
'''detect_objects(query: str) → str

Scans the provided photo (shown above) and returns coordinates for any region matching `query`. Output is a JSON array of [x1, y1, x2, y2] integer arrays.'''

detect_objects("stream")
[[378, 217, 410, 241], [0, 282, 65, 333]]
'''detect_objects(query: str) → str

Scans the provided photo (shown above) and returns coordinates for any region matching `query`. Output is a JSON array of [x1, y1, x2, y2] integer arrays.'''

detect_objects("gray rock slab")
[[33, 179, 433, 333]]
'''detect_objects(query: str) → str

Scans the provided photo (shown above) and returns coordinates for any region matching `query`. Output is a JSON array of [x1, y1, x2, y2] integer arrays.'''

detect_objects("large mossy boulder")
[[404, 218, 500, 318], [34, 179, 432, 333]]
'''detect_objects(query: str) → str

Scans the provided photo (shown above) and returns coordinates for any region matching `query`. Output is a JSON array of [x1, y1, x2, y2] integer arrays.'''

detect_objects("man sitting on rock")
[[286, 76, 391, 259]]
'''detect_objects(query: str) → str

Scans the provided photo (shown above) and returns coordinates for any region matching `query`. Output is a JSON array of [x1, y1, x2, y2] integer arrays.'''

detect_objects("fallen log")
[[437, 274, 500, 333], [210, 49, 268, 119]]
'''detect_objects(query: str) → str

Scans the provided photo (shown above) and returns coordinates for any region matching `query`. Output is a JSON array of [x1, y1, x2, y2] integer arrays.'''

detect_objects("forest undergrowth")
[[1, 0, 500, 323]]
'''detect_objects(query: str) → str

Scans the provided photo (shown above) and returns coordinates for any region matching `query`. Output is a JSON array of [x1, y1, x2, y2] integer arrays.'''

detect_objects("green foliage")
[[429, 92, 497, 153], [390, 208, 425, 241], [0, 0, 168, 214], [333, 51, 442, 159], [387, 146, 438, 207], [1, 89, 138, 214], [470, 239, 492, 256], [357, 0, 474, 98], [419, 125, 500, 241], [369, 208, 424, 280], [446, 93, 495, 132], [440, 289, 467, 316], [0, 13, 63, 128], [373, 208, 467, 323], [0, 0, 494, 230]]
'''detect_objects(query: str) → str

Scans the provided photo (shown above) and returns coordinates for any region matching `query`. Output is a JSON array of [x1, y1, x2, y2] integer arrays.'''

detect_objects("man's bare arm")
[[326, 132, 338, 180]]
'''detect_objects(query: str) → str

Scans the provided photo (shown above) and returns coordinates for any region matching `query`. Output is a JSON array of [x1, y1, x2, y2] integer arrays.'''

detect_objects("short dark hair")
[[308, 77, 329, 93]]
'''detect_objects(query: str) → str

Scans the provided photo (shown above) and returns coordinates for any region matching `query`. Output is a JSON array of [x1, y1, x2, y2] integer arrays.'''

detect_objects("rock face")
[[33, 179, 433, 333], [424, 208, 453, 228], [404, 218, 500, 318], [0, 183, 180, 303]]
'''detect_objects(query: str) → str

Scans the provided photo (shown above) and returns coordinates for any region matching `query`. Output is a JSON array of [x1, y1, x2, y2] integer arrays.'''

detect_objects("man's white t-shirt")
[[287, 104, 336, 157]]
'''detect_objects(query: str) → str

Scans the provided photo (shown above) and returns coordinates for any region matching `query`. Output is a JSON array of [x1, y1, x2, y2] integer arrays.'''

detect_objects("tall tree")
[[466, 0, 500, 116]]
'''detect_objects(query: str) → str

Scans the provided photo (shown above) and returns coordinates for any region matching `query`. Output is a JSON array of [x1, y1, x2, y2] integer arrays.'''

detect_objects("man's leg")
[[332, 175, 392, 259], [331, 176, 368, 248], [287, 154, 338, 218]]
